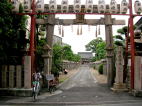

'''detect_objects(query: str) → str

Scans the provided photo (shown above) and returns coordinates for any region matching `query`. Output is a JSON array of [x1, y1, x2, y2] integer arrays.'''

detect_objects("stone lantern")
[[134, 0, 142, 14], [74, 0, 81, 13], [61, 0, 69, 13], [36, 0, 45, 12], [23, 0, 31, 12], [98, 0, 106, 13], [85, 0, 93, 13], [49, 0, 57, 13], [120, 0, 128, 14], [42, 44, 51, 75], [11, 0, 19, 12]]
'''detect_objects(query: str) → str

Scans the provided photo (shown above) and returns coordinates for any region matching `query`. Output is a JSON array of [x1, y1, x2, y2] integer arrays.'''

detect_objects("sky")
[[44, 0, 142, 54]]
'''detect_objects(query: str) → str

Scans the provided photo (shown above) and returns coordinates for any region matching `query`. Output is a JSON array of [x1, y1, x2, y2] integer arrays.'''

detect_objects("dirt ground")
[[59, 69, 79, 83], [91, 68, 107, 84]]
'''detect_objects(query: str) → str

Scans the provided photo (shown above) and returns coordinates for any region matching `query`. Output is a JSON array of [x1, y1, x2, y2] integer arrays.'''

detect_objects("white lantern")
[[61, 0, 69, 13], [74, 0, 81, 13], [49, 0, 57, 13], [110, 0, 117, 13], [36, 0, 44, 12], [98, 0, 106, 13], [85, 0, 93, 13], [134, 0, 142, 14], [11, 0, 19, 12], [120, 0, 128, 14], [23, 0, 31, 12]]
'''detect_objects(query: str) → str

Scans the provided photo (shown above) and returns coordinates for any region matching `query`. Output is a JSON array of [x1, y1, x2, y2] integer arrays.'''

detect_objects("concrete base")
[[0, 88, 32, 97], [111, 83, 128, 92], [132, 90, 142, 97]]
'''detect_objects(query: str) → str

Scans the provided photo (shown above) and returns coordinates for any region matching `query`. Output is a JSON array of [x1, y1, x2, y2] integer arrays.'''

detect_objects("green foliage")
[[52, 44, 81, 75], [0, 1, 28, 64], [86, 37, 106, 61], [36, 38, 47, 70], [85, 37, 103, 52], [95, 42, 106, 61], [98, 64, 103, 74]]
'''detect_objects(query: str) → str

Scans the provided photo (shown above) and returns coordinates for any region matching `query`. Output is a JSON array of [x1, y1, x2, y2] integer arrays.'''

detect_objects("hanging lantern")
[[94, 5, 98, 13], [120, 0, 128, 14], [134, 0, 142, 14], [61, 0, 69, 13], [36, 0, 44, 12], [62, 26, 64, 37], [85, 0, 93, 13], [80, 25, 82, 35], [11, 0, 19, 12], [98, 0, 106, 13], [105, 4, 110, 13], [74, 0, 81, 13], [23, 0, 31, 12], [96, 26, 98, 37], [110, 0, 117, 13], [77, 25, 80, 35], [88, 25, 90, 32], [98, 25, 100, 35], [49, 0, 57, 13], [58, 25, 61, 35], [71, 25, 73, 32]]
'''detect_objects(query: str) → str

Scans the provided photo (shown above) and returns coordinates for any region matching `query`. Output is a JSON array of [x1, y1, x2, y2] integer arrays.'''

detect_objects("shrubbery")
[[98, 64, 103, 74]]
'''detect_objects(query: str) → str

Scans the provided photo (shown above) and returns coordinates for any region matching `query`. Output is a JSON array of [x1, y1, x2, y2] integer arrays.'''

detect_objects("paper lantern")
[[110, 0, 117, 13], [98, 0, 106, 13], [49, 0, 57, 13], [23, 0, 31, 12], [61, 0, 69, 13], [36, 0, 44, 12], [134, 0, 142, 14], [11, 0, 19, 12], [85, 0, 93, 13], [120, 0, 128, 14], [74, 0, 81, 13]]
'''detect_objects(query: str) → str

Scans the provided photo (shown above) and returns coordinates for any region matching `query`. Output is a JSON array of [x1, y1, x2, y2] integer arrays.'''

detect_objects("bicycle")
[[32, 80, 40, 101], [48, 79, 57, 93]]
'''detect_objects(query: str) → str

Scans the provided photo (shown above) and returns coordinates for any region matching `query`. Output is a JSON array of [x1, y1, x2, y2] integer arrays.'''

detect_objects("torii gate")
[[14, 0, 136, 89], [36, 10, 125, 87]]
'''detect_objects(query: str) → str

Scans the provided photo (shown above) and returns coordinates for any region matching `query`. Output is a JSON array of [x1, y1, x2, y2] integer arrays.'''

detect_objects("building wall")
[[53, 35, 62, 45]]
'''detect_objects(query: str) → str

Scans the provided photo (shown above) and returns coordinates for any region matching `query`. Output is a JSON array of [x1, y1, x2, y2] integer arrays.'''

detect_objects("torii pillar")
[[45, 14, 55, 75], [105, 15, 115, 87]]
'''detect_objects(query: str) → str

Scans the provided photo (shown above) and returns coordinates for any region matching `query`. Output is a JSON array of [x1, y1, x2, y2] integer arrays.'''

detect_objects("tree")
[[52, 44, 81, 75], [0, 0, 28, 64], [85, 37, 106, 61], [85, 37, 103, 52]]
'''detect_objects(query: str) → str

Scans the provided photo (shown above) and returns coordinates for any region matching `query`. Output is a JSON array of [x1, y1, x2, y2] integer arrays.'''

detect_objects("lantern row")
[[11, 0, 142, 15]]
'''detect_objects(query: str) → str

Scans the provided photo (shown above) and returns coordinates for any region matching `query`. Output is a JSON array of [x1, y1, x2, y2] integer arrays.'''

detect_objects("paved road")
[[0, 65, 142, 106], [59, 65, 97, 90]]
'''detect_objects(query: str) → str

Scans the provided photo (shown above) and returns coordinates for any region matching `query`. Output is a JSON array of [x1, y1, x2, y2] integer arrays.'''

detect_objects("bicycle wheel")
[[33, 87, 36, 101]]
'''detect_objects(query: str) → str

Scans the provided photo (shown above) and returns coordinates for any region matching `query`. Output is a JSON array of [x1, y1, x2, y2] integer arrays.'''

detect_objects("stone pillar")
[[24, 56, 31, 89], [132, 56, 142, 96], [16, 65, 22, 88], [46, 14, 55, 74], [105, 15, 115, 87], [112, 46, 127, 91], [9, 65, 15, 88], [1, 65, 7, 88]]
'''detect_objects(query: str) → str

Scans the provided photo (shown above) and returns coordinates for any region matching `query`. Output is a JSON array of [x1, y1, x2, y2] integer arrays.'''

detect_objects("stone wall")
[[62, 61, 80, 70], [0, 56, 32, 96], [90, 59, 107, 75]]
